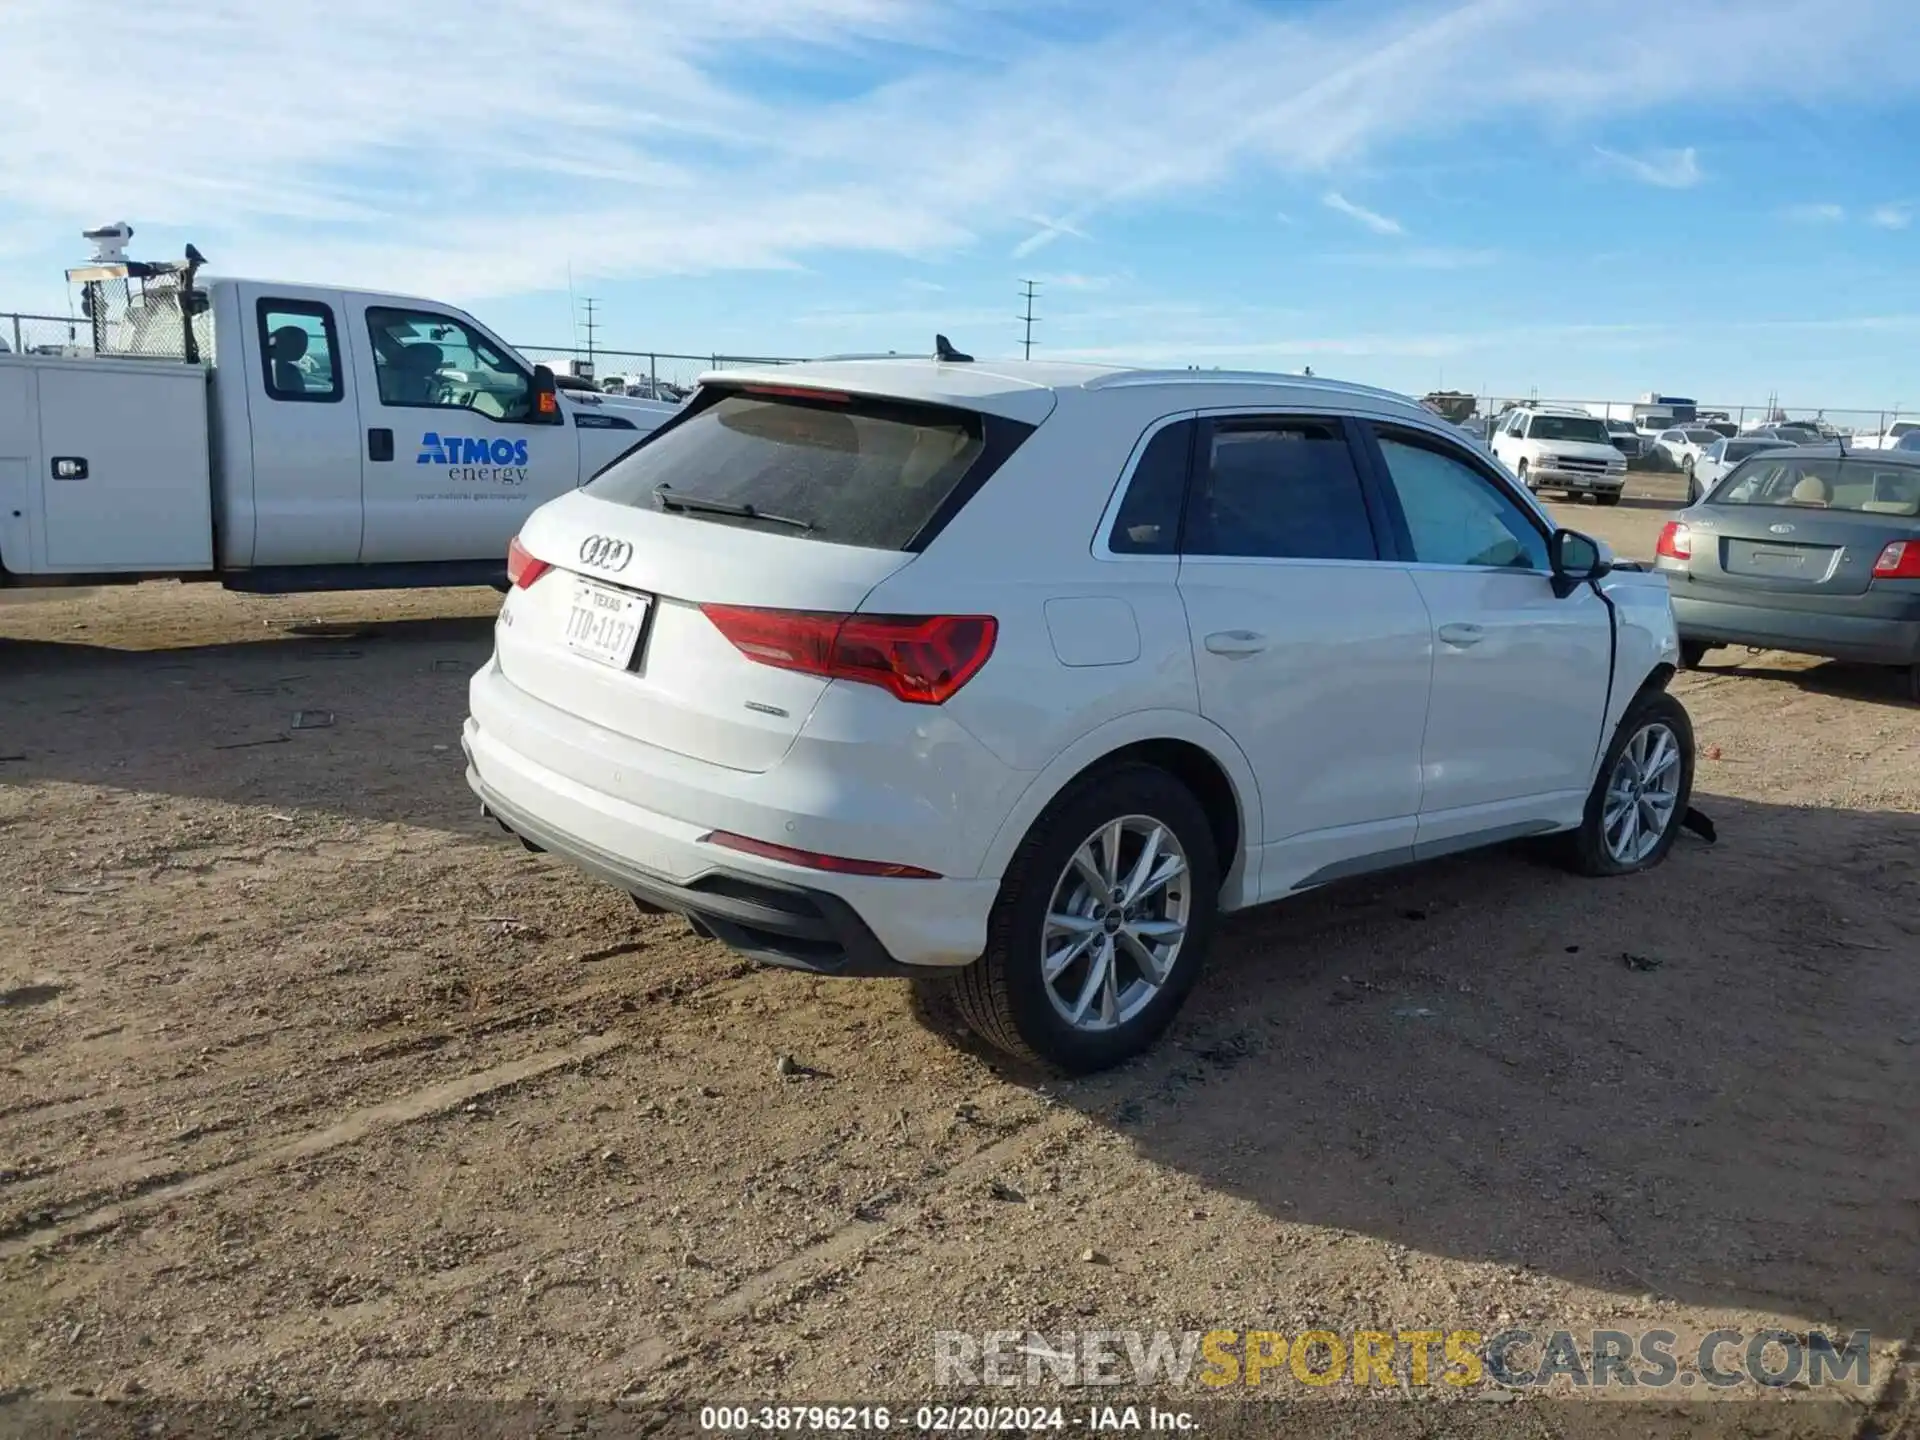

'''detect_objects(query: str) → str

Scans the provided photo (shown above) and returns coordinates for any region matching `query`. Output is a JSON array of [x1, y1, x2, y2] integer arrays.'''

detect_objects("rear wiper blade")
[[653, 483, 813, 531]]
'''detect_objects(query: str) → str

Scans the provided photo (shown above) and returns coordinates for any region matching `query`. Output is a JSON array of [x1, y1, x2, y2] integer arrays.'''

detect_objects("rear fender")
[[975, 710, 1264, 908]]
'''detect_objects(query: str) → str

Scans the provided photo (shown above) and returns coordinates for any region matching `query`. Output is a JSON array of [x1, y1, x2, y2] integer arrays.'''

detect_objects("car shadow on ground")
[[1691, 653, 1917, 708], [0, 619, 499, 830], [920, 794, 1920, 1342]]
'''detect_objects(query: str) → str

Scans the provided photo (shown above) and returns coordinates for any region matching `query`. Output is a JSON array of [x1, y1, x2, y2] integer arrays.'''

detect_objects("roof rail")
[[1084, 368, 1418, 406]]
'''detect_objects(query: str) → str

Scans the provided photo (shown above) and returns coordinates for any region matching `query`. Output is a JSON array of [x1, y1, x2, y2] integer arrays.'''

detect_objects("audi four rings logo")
[[579, 535, 633, 571]]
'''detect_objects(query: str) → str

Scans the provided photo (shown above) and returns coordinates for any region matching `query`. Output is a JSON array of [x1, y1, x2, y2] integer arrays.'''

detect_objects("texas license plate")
[[563, 577, 649, 670]]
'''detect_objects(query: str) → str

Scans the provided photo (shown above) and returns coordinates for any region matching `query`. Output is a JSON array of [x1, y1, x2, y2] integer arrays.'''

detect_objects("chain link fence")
[[1, 312, 91, 357], [9, 316, 1913, 447], [514, 345, 804, 402], [1476, 396, 1904, 439]]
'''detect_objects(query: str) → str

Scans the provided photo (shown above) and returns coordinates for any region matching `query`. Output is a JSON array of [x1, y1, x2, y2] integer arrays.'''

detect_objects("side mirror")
[[1549, 528, 1612, 598], [531, 364, 563, 424]]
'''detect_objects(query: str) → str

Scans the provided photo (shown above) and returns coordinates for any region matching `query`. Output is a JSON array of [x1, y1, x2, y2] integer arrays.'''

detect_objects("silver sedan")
[[1655, 447, 1920, 699]]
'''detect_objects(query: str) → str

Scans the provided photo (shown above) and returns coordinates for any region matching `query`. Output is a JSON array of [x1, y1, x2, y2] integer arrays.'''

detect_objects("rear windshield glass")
[[1712, 457, 1920, 515], [1527, 414, 1609, 443], [585, 388, 1031, 550]]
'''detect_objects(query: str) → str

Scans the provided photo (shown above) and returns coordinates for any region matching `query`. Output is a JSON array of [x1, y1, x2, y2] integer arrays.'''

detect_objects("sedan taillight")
[[1871, 539, 1920, 580], [1655, 522, 1693, 560]]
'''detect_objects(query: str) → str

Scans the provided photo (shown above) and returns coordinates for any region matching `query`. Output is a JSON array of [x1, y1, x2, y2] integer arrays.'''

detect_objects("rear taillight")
[[1871, 539, 1920, 579], [1655, 521, 1693, 560], [700, 606, 997, 705], [507, 535, 552, 589], [700, 830, 940, 879]]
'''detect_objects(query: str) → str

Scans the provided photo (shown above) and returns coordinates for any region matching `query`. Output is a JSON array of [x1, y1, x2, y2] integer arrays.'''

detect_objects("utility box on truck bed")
[[0, 354, 213, 573]]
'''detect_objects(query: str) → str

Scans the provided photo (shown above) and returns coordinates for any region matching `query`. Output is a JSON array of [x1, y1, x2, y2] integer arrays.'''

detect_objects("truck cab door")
[[346, 301, 578, 564], [240, 288, 364, 566]]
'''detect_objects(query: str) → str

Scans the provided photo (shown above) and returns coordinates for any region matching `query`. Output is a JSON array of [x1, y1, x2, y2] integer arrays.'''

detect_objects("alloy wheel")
[[1040, 816, 1191, 1033], [1602, 722, 1683, 864]]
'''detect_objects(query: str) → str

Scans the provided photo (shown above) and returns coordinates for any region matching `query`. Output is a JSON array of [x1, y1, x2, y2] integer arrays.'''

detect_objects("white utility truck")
[[0, 228, 677, 595]]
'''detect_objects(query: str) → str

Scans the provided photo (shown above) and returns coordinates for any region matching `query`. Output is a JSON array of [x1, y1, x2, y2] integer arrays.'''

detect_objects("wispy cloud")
[[1032, 271, 1119, 292], [1012, 212, 1092, 259], [1593, 144, 1704, 188], [1321, 191, 1404, 236], [1783, 202, 1846, 222], [1320, 246, 1499, 270], [1, 0, 1916, 306], [1869, 203, 1912, 230]]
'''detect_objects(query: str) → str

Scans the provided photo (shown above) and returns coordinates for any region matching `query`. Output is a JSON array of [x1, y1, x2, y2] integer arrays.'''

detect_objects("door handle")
[[1204, 630, 1268, 656], [1438, 622, 1486, 648], [367, 428, 394, 463]]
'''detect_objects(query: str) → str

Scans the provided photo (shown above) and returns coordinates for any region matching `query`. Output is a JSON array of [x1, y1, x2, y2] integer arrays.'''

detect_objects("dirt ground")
[[2, 475, 1916, 1438]]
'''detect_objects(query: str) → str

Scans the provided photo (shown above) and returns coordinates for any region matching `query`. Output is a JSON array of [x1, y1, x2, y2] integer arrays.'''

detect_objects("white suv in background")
[[1490, 405, 1629, 503], [464, 359, 1692, 1072]]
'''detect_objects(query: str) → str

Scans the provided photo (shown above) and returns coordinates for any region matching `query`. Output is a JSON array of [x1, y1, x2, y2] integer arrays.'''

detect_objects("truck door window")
[[257, 299, 342, 402], [365, 307, 533, 422]]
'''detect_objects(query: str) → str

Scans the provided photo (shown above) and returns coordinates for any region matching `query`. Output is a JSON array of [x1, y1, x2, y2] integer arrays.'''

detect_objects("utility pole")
[[1017, 280, 1040, 360], [580, 297, 599, 372]]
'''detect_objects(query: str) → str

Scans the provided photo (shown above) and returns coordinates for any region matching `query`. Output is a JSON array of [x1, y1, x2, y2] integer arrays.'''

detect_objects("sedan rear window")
[[585, 387, 1034, 551], [1713, 457, 1920, 516]]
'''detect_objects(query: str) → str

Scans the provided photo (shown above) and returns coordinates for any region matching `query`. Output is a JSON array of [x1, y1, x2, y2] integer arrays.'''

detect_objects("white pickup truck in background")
[[1, 230, 677, 596]]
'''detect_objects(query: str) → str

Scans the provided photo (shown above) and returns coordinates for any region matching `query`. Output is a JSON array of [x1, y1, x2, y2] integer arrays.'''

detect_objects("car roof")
[[703, 358, 1439, 427]]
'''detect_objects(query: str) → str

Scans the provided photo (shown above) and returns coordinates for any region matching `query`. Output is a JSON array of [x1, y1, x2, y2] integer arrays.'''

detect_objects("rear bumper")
[[470, 771, 923, 977], [461, 666, 1000, 971], [1672, 594, 1920, 666]]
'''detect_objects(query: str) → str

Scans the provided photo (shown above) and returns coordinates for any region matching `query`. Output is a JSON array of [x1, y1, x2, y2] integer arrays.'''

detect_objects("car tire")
[[1679, 640, 1711, 669], [1515, 460, 1532, 490], [936, 763, 1221, 1075], [1556, 689, 1695, 878], [1905, 663, 1920, 705], [1596, 491, 1622, 507]]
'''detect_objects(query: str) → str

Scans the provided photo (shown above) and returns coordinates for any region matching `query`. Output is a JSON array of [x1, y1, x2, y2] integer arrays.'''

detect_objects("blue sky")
[[3, 0, 1918, 412]]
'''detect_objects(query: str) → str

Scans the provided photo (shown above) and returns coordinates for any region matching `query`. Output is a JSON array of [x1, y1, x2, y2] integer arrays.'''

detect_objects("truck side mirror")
[[531, 365, 563, 424]]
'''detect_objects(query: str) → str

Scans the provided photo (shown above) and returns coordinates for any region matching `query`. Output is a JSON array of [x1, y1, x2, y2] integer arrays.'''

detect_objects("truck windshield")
[[1528, 415, 1609, 443], [586, 386, 1035, 551]]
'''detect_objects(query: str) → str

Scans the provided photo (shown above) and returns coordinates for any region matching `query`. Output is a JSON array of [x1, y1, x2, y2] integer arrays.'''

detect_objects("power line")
[[1017, 280, 1041, 360]]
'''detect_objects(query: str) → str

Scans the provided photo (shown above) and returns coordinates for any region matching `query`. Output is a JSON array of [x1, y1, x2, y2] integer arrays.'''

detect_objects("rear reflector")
[[507, 535, 552, 588], [1655, 521, 1692, 560], [1872, 539, 1920, 579], [700, 605, 997, 705], [700, 830, 941, 879]]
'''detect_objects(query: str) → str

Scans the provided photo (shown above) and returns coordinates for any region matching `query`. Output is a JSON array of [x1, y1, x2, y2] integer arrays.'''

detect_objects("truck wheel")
[[1905, 663, 1920, 705], [935, 763, 1220, 1075], [1596, 491, 1622, 507], [1556, 691, 1695, 878], [1680, 640, 1711, 669]]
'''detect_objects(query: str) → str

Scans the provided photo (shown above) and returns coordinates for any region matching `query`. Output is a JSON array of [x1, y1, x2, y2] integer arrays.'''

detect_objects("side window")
[[1107, 420, 1192, 555], [257, 299, 341, 403], [1371, 428, 1550, 571], [1513, 414, 1532, 438], [1183, 418, 1377, 561], [365, 306, 532, 421]]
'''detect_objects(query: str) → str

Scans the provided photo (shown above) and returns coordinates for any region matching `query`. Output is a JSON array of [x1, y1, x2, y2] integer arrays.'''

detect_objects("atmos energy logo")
[[417, 432, 529, 484]]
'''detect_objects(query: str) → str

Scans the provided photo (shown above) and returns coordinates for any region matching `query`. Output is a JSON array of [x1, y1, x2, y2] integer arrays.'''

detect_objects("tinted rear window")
[[585, 388, 1032, 550]]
